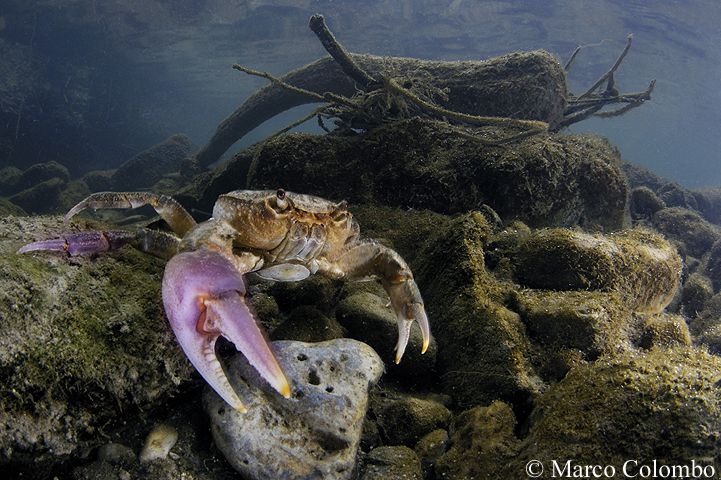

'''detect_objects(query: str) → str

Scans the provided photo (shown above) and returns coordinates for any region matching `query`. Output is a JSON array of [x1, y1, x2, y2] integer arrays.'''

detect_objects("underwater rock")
[[505, 347, 721, 476], [0, 215, 194, 471], [0, 165, 23, 195], [97, 443, 136, 465], [512, 229, 682, 313], [21, 161, 69, 188], [433, 401, 520, 480], [639, 312, 691, 349], [183, 119, 628, 230], [336, 292, 437, 379], [138, 424, 179, 462], [204, 339, 383, 480], [652, 206, 720, 258], [0, 196, 26, 216], [621, 159, 665, 192], [706, 239, 721, 293], [629, 186, 665, 221], [414, 429, 450, 467], [82, 169, 115, 193], [413, 212, 541, 408], [514, 290, 634, 355], [692, 185, 721, 227], [9, 177, 66, 214], [371, 395, 452, 447], [358, 446, 423, 480], [682, 272, 715, 317], [657, 182, 699, 211], [111, 134, 192, 190]]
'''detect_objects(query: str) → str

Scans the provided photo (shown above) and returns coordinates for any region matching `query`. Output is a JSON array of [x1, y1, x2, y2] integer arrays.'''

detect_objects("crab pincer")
[[162, 249, 290, 412]]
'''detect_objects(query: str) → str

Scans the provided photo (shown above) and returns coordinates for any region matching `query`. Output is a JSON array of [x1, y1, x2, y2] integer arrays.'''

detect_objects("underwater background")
[[0, 0, 719, 189]]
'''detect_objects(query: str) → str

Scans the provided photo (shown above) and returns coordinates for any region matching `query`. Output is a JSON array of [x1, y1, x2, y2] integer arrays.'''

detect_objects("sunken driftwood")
[[191, 50, 568, 169], [190, 15, 654, 170]]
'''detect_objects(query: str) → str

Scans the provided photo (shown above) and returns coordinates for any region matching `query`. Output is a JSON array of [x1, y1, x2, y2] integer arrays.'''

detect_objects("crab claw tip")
[[162, 250, 289, 411]]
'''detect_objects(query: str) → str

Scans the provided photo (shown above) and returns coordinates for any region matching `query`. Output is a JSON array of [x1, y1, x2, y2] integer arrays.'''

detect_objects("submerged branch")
[[308, 14, 376, 89], [559, 34, 654, 130]]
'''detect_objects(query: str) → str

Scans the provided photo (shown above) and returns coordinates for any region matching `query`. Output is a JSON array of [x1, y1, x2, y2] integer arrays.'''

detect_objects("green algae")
[[511, 228, 682, 313], [0, 216, 194, 464], [512, 347, 721, 473]]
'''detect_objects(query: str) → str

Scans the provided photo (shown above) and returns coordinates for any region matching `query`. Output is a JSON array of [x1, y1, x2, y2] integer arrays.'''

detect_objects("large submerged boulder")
[[180, 119, 628, 231]]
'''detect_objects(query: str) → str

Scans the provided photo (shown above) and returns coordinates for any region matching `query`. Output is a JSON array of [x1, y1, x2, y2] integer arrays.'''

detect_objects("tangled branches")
[[235, 13, 548, 160], [559, 35, 655, 129]]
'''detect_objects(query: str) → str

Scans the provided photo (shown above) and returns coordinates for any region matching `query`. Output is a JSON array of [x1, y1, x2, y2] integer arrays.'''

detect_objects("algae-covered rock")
[[413, 212, 541, 408], [639, 313, 691, 349], [372, 395, 452, 447], [514, 290, 634, 355], [111, 134, 192, 190], [507, 347, 721, 476], [182, 119, 628, 230], [434, 401, 520, 480], [682, 272, 714, 317], [204, 339, 383, 480], [359, 445, 423, 480], [0, 165, 23, 195], [9, 177, 66, 214], [81, 169, 115, 193], [414, 429, 450, 467], [512, 229, 682, 313], [0, 215, 194, 471], [706, 239, 721, 293], [652, 206, 720, 258], [15, 161, 70, 195], [248, 121, 627, 229], [629, 186, 665, 221], [0, 196, 26, 216]]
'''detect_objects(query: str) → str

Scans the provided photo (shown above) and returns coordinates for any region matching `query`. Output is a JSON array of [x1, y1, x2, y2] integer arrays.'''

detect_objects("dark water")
[[1, 0, 719, 187]]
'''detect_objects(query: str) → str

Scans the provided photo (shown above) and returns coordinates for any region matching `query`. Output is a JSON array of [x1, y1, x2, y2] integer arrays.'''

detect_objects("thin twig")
[[577, 34, 633, 100], [564, 45, 583, 71], [232, 64, 326, 102], [308, 14, 376, 89]]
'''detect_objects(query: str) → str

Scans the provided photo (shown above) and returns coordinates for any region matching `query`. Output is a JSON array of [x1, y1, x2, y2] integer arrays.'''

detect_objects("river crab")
[[19, 189, 430, 412]]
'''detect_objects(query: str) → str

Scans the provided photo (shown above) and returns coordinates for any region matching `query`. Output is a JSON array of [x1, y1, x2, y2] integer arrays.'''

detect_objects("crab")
[[19, 189, 430, 412]]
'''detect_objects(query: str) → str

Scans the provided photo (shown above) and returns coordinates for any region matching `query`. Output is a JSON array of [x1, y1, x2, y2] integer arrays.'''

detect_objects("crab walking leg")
[[66, 192, 197, 237], [162, 250, 290, 412], [323, 240, 431, 363]]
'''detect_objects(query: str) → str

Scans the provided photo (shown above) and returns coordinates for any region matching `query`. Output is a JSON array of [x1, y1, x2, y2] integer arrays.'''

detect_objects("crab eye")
[[332, 200, 348, 215], [276, 189, 288, 209]]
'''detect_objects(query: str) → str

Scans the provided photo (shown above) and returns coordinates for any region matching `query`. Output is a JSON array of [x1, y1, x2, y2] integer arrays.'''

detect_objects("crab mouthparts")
[[162, 250, 290, 412]]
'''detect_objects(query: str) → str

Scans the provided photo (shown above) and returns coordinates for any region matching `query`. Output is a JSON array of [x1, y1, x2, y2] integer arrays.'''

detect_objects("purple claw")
[[18, 231, 137, 256], [161, 249, 290, 412]]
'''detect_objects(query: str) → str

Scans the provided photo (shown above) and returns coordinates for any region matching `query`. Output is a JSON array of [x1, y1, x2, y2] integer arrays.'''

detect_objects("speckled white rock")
[[138, 423, 178, 462], [203, 338, 384, 480]]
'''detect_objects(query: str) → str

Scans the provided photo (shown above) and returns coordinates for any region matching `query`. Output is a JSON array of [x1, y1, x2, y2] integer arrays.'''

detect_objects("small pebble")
[[138, 423, 178, 462], [97, 442, 136, 464]]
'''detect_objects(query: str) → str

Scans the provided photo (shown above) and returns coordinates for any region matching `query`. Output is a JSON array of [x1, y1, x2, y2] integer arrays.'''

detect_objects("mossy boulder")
[[506, 347, 721, 476], [511, 229, 682, 313], [359, 445, 423, 480], [181, 119, 628, 230], [9, 177, 66, 214], [652, 207, 720, 258], [412, 212, 540, 408], [0, 216, 194, 471], [434, 401, 520, 480], [371, 395, 452, 447], [111, 134, 192, 191]]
